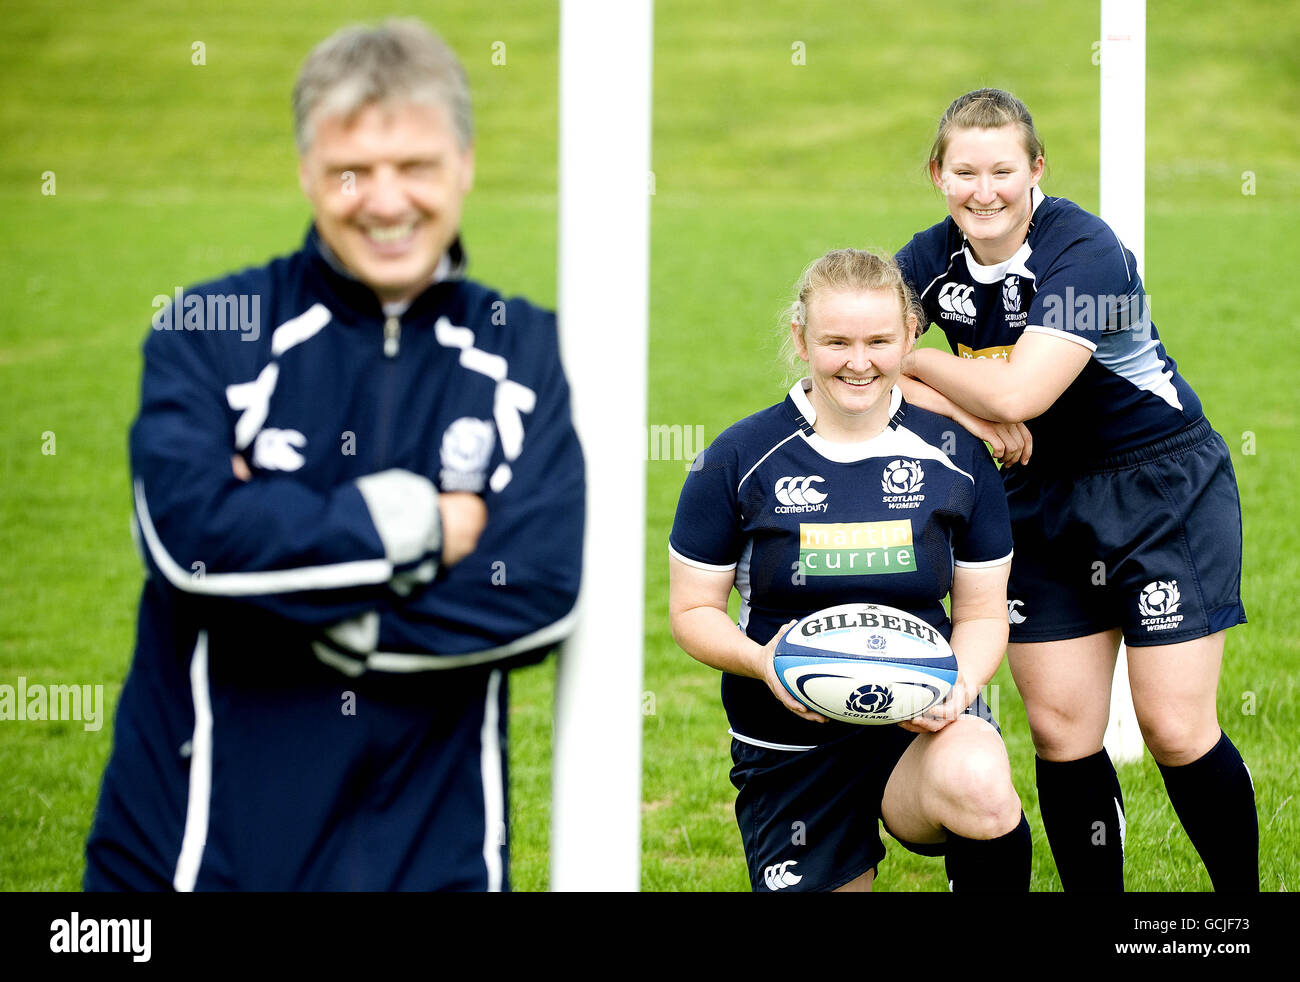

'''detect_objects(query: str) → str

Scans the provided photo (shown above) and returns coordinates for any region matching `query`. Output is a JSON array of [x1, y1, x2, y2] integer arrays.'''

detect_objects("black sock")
[[944, 812, 1031, 892], [1157, 730, 1259, 892], [1035, 750, 1125, 891]]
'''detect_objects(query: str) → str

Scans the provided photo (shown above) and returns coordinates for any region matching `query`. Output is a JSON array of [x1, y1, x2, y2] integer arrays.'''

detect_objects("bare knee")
[[1010, 634, 1117, 761], [929, 721, 1022, 839], [1024, 702, 1106, 761], [1138, 711, 1220, 766]]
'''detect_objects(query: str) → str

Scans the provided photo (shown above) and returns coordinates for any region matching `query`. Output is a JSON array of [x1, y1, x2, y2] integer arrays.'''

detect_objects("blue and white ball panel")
[[774, 603, 958, 725], [776, 657, 955, 724]]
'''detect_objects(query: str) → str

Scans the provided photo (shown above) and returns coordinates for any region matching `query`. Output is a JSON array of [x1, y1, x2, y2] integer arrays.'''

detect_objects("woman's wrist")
[[901, 350, 918, 377], [743, 638, 772, 682]]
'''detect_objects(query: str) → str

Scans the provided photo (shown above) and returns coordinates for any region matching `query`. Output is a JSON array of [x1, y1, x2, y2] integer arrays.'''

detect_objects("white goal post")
[[551, 0, 653, 890], [1099, 0, 1147, 765]]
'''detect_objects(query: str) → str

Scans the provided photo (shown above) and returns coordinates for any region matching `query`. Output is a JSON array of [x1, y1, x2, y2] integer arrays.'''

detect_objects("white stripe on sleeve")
[[135, 479, 393, 595]]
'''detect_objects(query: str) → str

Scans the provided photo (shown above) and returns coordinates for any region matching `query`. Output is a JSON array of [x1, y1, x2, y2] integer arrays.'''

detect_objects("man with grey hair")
[[85, 19, 584, 891]]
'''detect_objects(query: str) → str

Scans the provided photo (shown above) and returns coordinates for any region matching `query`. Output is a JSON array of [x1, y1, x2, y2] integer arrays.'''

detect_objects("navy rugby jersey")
[[670, 381, 1012, 748], [896, 188, 1203, 464]]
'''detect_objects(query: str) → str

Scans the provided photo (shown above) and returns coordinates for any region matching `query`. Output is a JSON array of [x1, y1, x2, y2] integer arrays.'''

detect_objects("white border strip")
[[917, 247, 966, 302], [173, 630, 213, 892], [364, 609, 579, 673], [668, 544, 737, 573], [728, 729, 816, 752], [736, 431, 802, 494], [1021, 325, 1099, 352], [481, 669, 504, 892], [953, 551, 1014, 569], [135, 479, 392, 595]]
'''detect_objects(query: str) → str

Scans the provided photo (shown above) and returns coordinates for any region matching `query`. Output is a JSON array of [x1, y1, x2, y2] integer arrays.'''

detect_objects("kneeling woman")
[[669, 249, 1030, 891]]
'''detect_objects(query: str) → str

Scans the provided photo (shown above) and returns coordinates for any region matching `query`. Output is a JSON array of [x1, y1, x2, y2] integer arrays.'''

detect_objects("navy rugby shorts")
[[729, 695, 997, 892], [1002, 417, 1247, 646]]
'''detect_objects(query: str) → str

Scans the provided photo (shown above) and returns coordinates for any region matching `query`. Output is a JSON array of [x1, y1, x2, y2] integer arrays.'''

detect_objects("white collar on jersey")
[[962, 185, 1045, 284], [790, 378, 905, 463]]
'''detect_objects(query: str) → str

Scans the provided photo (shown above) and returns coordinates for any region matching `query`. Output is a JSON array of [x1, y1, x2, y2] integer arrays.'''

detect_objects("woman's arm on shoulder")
[[904, 331, 1092, 424], [898, 376, 1034, 466]]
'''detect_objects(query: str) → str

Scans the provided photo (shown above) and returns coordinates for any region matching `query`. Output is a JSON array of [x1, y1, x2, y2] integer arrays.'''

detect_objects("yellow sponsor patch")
[[957, 342, 1013, 361], [798, 521, 915, 576], [799, 521, 913, 548]]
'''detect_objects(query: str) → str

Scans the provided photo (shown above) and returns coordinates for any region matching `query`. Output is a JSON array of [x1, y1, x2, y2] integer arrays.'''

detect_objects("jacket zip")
[[373, 313, 400, 468], [383, 314, 401, 358]]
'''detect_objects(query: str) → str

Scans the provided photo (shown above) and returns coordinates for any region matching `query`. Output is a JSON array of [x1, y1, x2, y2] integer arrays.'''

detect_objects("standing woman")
[[670, 249, 1031, 892], [895, 89, 1255, 891]]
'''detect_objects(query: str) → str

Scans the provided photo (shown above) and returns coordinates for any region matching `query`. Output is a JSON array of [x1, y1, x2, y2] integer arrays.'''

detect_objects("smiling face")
[[932, 124, 1044, 265], [298, 100, 474, 304], [793, 287, 914, 440]]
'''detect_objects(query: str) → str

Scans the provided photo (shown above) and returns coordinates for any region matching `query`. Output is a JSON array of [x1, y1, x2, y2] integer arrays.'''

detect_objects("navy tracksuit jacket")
[[84, 229, 584, 890]]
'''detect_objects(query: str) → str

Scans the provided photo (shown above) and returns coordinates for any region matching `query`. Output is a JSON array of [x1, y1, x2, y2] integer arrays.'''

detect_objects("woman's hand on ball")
[[756, 621, 827, 723], [899, 671, 972, 734]]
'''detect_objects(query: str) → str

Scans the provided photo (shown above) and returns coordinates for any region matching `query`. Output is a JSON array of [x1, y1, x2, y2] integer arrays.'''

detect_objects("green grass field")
[[2, 0, 1297, 892]]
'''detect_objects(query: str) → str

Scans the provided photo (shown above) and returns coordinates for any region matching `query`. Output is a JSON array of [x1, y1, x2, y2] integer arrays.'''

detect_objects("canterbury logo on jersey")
[[938, 282, 977, 322], [225, 305, 332, 471], [774, 476, 828, 514], [764, 860, 802, 890]]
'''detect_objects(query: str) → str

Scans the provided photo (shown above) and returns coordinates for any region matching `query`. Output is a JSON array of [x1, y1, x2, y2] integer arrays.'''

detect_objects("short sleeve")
[[1026, 222, 1136, 351], [895, 222, 952, 335], [895, 238, 919, 295], [951, 447, 1013, 568], [668, 437, 744, 571]]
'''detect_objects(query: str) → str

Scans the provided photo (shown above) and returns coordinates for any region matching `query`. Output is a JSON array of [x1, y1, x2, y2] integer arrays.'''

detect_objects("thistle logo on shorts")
[[1138, 580, 1184, 632], [764, 860, 802, 890], [1007, 599, 1027, 625], [847, 683, 894, 716], [775, 475, 828, 514], [938, 282, 977, 324], [798, 521, 916, 576], [882, 459, 925, 509]]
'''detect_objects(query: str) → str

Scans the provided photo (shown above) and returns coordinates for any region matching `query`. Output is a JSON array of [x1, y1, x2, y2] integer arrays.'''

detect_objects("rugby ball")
[[773, 603, 957, 724]]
